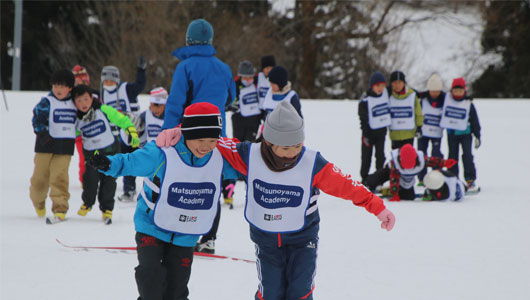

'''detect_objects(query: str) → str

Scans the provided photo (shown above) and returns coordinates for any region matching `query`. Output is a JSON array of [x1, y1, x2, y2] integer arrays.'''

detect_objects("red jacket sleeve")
[[216, 137, 248, 176], [313, 163, 386, 215]]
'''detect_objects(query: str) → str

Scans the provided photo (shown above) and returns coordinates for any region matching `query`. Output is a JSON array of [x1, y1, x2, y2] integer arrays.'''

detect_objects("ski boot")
[[77, 205, 92, 216], [466, 180, 481, 194], [224, 197, 234, 209], [102, 210, 112, 225], [118, 190, 136, 202], [46, 212, 66, 224], [195, 239, 215, 254], [35, 207, 46, 217]]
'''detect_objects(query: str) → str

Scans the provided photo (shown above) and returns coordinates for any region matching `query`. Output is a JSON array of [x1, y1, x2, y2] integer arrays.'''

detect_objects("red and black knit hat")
[[399, 144, 418, 169], [181, 102, 223, 140], [72, 65, 90, 85]]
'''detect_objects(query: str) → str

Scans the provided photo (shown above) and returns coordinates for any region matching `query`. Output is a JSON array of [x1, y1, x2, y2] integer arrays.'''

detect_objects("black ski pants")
[[232, 113, 262, 142], [82, 164, 116, 212], [447, 134, 476, 181], [135, 232, 194, 300], [391, 138, 414, 150], [360, 133, 386, 181], [365, 165, 416, 200], [417, 136, 443, 180]]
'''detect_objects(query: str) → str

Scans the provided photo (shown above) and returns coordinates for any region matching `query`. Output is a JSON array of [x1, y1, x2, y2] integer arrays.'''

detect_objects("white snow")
[[1, 92, 530, 300]]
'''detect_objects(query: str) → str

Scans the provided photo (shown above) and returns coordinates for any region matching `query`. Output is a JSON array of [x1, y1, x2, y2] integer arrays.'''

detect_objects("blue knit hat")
[[369, 71, 386, 87], [186, 19, 214, 45], [268, 66, 288, 90]]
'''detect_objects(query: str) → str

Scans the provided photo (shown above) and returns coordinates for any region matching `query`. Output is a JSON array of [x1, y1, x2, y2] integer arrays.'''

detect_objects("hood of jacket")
[[172, 44, 216, 61]]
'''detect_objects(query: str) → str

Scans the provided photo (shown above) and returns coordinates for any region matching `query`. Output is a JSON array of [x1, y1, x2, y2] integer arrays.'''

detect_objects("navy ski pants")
[[447, 134, 476, 181], [254, 237, 318, 300]]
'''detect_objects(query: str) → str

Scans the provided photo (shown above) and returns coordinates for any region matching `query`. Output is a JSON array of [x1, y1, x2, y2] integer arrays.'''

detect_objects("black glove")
[[37, 131, 52, 146], [87, 153, 111, 171], [137, 56, 147, 70]]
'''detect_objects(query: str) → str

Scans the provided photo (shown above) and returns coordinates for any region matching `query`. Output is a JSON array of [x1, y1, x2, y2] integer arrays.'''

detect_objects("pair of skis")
[[55, 239, 255, 264]]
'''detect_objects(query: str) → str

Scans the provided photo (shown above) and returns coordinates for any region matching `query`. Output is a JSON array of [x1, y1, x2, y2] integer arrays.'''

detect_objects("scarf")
[[260, 141, 301, 172]]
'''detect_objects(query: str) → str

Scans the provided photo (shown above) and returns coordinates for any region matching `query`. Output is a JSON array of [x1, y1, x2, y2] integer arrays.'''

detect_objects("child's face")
[[372, 83, 386, 95], [429, 90, 441, 98], [452, 88, 465, 98], [391, 80, 405, 93], [103, 80, 117, 87], [74, 92, 93, 112], [270, 83, 280, 92], [263, 66, 273, 77], [52, 84, 72, 100], [186, 138, 218, 158], [150, 103, 165, 117], [271, 143, 303, 159]]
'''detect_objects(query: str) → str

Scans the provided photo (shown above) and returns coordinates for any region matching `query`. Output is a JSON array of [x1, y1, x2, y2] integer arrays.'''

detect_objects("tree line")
[[1, 0, 529, 98]]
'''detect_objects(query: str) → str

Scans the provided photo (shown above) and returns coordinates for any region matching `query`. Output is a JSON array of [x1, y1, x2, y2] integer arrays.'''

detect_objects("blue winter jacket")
[[103, 139, 239, 247], [163, 45, 236, 136]]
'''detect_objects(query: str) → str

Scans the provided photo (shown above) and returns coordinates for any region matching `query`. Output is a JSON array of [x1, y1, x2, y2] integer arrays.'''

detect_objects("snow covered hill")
[[1, 91, 529, 300]]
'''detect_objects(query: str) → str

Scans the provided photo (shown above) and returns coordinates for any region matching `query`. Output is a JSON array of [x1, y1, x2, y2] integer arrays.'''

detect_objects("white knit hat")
[[262, 101, 304, 146], [424, 170, 445, 190], [426, 74, 443, 91], [149, 87, 168, 105]]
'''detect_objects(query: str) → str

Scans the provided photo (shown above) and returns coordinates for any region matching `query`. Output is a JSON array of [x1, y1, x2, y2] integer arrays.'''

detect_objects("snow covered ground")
[[1, 92, 529, 300]]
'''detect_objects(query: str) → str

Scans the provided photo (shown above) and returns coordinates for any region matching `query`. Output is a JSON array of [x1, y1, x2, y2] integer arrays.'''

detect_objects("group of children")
[[30, 60, 169, 224], [358, 70, 482, 201]]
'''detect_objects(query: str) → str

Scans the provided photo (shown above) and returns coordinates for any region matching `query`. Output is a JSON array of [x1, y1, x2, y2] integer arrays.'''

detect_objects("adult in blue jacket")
[[88, 102, 240, 300], [163, 18, 236, 137]]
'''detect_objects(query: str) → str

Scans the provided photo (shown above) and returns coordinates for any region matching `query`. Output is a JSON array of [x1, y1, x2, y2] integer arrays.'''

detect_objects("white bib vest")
[[366, 89, 391, 129], [262, 90, 296, 114], [47, 96, 77, 139], [389, 92, 416, 130], [421, 98, 444, 138], [439, 94, 471, 131], [239, 84, 261, 117], [146, 147, 223, 235], [77, 110, 116, 151], [144, 110, 164, 143], [257, 72, 270, 110], [443, 176, 465, 201], [390, 149, 425, 189], [102, 83, 131, 112], [245, 143, 317, 233]]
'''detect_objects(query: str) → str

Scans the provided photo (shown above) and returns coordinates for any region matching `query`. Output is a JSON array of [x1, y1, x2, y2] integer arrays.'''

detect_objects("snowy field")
[[1, 91, 530, 300]]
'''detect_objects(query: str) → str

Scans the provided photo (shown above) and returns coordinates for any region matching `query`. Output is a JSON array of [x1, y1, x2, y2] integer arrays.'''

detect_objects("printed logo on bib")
[[53, 109, 76, 124], [179, 214, 198, 222], [258, 87, 268, 98], [81, 120, 106, 138], [253, 179, 304, 209], [147, 124, 162, 137], [242, 92, 258, 105], [167, 182, 216, 210], [372, 103, 390, 117], [444, 106, 466, 119], [424, 114, 441, 126], [264, 214, 282, 221], [390, 106, 413, 118], [106, 99, 128, 111]]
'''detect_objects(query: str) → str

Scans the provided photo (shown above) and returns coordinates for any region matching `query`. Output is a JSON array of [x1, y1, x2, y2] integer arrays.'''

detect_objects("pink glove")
[[376, 208, 395, 231], [155, 127, 182, 148]]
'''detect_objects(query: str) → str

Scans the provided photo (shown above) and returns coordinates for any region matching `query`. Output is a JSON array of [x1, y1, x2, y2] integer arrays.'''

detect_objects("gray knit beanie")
[[238, 60, 255, 77], [101, 66, 120, 83], [262, 101, 304, 146]]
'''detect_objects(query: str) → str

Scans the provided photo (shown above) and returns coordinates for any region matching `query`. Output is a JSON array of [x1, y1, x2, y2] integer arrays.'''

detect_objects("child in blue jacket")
[[88, 102, 239, 300]]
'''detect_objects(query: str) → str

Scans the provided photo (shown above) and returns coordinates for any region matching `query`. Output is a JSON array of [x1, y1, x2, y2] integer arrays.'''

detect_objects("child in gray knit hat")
[[156, 100, 396, 300]]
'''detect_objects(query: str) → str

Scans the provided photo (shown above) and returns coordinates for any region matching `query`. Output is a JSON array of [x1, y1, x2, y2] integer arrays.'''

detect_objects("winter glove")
[[415, 126, 422, 138], [444, 158, 457, 169], [37, 131, 52, 146], [87, 153, 111, 172], [362, 136, 371, 147], [156, 127, 182, 148], [389, 194, 400, 202], [126, 127, 140, 148], [376, 208, 396, 231], [137, 56, 147, 70], [474, 135, 481, 149]]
